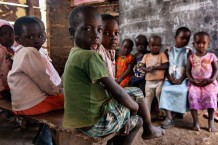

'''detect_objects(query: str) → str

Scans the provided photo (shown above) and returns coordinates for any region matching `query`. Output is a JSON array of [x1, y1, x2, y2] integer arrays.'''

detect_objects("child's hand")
[[145, 66, 154, 73], [200, 79, 213, 86], [115, 78, 122, 84], [119, 119, 130, 136], [168, 76, 177, 84]]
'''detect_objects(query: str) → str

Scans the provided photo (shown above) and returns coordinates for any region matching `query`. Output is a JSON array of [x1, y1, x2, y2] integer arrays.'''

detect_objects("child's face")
[[0, 25, 14, 48], [193, 35, 209, 54], [175, 31, 191, 48], [121, 41, 132, 56], [74, 11, 103, 50], [135, 37, 147, 53], [149, 38, 161, 55], [17, 24, 45, 50], [102, 19, 119, 50]]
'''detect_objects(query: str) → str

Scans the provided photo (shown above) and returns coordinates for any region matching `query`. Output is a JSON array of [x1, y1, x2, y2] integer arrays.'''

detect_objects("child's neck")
[[196, 52, 207, 57], [151, 52, 160, 55], [175, 45, 185, 48]]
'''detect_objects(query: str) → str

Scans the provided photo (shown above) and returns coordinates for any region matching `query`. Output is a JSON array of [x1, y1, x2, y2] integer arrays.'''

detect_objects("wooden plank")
[[0, 0, 27, 5], [71, 0, 105, 6]]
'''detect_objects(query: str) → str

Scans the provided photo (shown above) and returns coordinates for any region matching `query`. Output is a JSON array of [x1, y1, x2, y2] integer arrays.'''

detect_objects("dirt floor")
[[0, 112, 218, 145]]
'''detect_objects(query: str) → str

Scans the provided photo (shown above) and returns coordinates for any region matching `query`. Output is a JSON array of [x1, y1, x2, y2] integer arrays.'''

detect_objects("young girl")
[[0, 19, 14, 100], [186, 32, 218, 132], [131, 35, 149, 94], [159, 27, 192, 129], [8, 16, 64, 115], [116, 39, 134, 87], [64, 6, 142, 145], [97, 14, 165, 140]]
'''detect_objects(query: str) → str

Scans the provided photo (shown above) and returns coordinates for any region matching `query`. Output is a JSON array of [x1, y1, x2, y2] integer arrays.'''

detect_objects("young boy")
[[64, 6, 142, 145], [141, 35, 168, 111], [8, 16, 64, 115]]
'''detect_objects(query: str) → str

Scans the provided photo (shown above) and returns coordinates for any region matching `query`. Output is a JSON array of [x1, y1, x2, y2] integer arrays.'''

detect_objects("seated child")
[[64, 6, 143, 145], [116, 39, 134, 87], [7, 16, 64, 115], [131, 34, 149, 94], [159, 27, 192, 129], [186, 32, 218, 132], [94, 14, 165, 140], [0, 19, 14, 100], [141, 35, 168, 111]]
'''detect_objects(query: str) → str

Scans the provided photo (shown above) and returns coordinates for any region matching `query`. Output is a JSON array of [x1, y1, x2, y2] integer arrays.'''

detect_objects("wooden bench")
[[0, 99, 117, 145]]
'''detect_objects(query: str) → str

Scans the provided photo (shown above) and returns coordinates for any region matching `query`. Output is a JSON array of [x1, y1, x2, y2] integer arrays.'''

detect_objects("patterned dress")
[[159, 47, 190, 113], [188, 53, 217, 110], [116, 54, 134, 87]]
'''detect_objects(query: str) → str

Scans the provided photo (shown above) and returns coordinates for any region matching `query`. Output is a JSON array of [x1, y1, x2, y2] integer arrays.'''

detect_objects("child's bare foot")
[[208, 120, 217, 132], [142, 126, 165, 140], [192, 123, 200, 131]]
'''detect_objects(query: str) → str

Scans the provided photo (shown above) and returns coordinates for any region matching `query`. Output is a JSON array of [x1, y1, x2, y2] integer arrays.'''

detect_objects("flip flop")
[[142, 126, 165, 140]]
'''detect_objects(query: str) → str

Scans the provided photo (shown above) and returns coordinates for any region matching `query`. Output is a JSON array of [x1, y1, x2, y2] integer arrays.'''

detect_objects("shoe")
[[161, 117, 175, 129]]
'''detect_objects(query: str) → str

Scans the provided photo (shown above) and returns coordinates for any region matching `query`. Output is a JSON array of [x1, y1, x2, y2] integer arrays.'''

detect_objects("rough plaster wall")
[[47, 0, 118, 75]]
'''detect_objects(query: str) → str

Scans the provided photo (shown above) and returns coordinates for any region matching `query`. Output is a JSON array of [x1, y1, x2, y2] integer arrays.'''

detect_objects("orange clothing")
[[141, 53, 168, 81], [116, 54, 134, 87], [14, 94, 64, 115]]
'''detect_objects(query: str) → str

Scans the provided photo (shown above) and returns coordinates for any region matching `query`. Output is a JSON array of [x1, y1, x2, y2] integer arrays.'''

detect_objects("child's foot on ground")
[[142, 126, 165, 140], [192, 123, 200, 131], [208, 120, 217, 132], [161, 117, 175, 129]]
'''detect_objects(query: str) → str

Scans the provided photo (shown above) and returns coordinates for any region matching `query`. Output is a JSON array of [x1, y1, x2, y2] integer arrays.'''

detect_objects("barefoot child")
[[116, 39, 134, 87], [64, 6, 142, 145], [131, 35, 149, 94], [0, 19, 14, 100], [141, 35, 168, 111], [186, 32, 218, 132], [159, 27, 192, 129], [94, 14, 165, 140], [8, 16, 64, 115]]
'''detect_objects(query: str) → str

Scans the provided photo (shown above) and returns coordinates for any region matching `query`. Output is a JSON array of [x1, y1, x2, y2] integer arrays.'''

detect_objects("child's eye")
[[27, 35, 34, 39], [103, 32, 110, 36], [98, 28, 103, 33], [115, 32, 119, 36]]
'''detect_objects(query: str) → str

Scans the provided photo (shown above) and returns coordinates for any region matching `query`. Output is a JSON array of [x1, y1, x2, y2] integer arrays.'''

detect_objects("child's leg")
[[145, 84, 155, 111], [113, 117, 143, 145], [208, 108, 217, 132], [161, 110, 175, 129], [138, 100, 165, 139], [190, 109, 200, 131]]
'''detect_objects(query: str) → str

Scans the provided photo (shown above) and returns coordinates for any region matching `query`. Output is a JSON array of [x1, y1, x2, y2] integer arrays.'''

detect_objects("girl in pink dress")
[[186, 32, 218, 132]]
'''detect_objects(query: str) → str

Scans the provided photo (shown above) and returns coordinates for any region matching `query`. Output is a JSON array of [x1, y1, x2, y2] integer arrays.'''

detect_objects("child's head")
[[135, 34, 148, 54], [69, 5, 103, 50], [148, 35, 161, 55], [0, 19, 14, 48], [14, 16, 45, 50], [193, 31, 210, 55], [175, 27, 191, 48], [120, 39, 133, 56], [101, 14, 119, 50]]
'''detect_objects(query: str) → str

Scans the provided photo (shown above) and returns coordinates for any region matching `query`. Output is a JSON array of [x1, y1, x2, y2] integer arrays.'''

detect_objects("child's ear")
[[69, 28, 75, 39], [15, 36, 21, 43]]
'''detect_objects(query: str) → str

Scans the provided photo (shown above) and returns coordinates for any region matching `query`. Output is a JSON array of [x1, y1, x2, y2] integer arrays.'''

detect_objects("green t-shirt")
[[63, 47, 110, 129]]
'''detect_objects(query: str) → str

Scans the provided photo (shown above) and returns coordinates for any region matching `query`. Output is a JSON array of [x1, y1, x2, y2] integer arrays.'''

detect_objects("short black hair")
[[194, 31, 210, 40], [14, 16, 40, 36], [149, 35, 161, 43], [175, 27, 191, 37], [122, 38, 134, 48], [102, 14, 118, 24], [135, 34, 148, 45], [68, 5, 99, 36], [33, 17, 45, 31]]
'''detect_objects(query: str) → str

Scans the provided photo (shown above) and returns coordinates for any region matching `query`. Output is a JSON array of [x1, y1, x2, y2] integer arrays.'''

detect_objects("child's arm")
[[101, 77, 139, 115], [164, 49, 176, 84], [202, 58, 218, 86], [116, 59, 134, 84], [152, 62, 169, 71]]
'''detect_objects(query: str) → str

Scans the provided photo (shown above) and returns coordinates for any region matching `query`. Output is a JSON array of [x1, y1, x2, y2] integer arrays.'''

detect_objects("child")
[[7, 16, 64, 115], [0, 19, 14, 100], [64, 6, 142, 145], [116, 39, 134, 87], [141, 35, 168, 111], [159, 27, 192, 129], [95, 14, 165, 140], [186, 32, 218, 132], [131, 35, 149, 94]]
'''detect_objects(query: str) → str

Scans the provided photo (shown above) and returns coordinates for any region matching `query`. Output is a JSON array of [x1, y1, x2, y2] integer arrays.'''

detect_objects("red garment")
[[116, 54, 134, 87], [14, 94, 64, 115]]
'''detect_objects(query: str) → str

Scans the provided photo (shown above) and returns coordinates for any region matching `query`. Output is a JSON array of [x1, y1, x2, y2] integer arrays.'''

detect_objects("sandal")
[[161, 117, 175, 129], [142, 126, 165, 140]]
